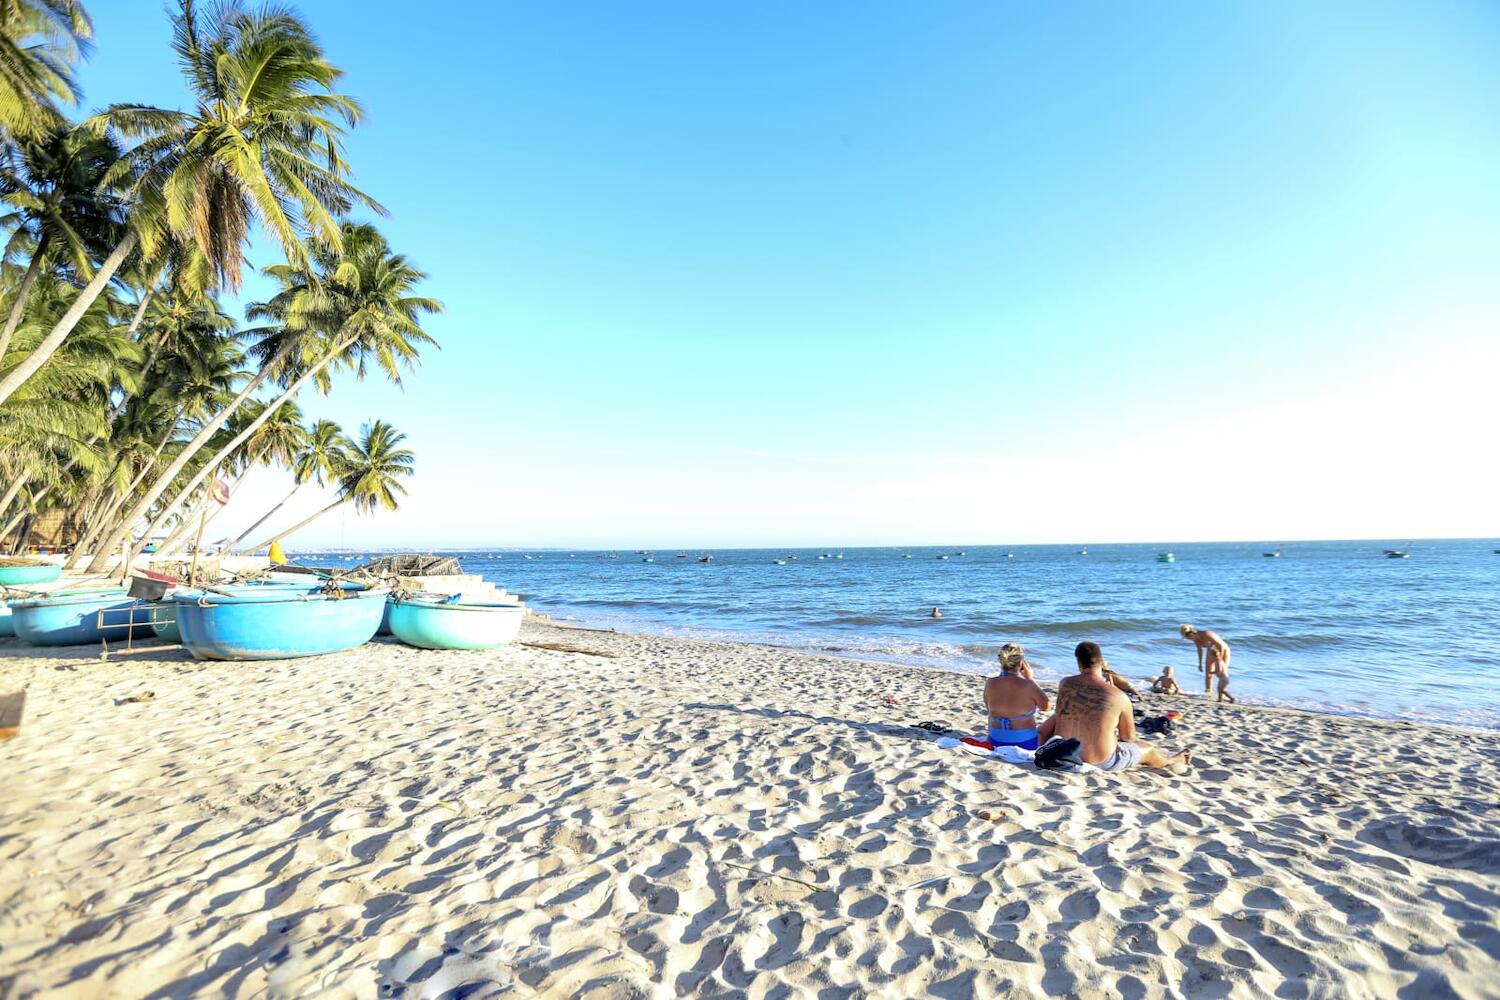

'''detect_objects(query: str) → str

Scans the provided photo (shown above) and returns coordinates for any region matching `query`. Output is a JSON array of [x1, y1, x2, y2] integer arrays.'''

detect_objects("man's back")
[[1047, 673, 1133, 764]]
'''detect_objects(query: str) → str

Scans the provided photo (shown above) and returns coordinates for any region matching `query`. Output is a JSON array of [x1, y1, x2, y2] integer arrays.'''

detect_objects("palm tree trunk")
[[250, 498, 344, 554], [157, 470, 249, 557], [125, 330, 358, 566], [0, 230, 138, 407], [0, 474, 28, 528], [81, 335, 299, 574], [0, 231, 50, 363], [228, 484, 300, 552], [0, 505, 28, 548]]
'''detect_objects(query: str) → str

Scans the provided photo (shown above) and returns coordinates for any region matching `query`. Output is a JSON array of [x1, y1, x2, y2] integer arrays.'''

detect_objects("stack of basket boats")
[[0, 561, 525, 659]]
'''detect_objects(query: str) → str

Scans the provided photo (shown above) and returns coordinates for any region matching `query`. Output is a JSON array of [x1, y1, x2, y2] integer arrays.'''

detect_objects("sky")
[[74, 1, 1500, 549]]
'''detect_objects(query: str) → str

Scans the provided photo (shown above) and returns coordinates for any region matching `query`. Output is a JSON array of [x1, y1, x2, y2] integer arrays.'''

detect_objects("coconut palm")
[[0, 123, 124, 361], [227, 417, 343, 551], [0, 0, 380, 406], [106, 223, 438, 569], [249, 419, 410, 551], [0, 0, 93, 146]]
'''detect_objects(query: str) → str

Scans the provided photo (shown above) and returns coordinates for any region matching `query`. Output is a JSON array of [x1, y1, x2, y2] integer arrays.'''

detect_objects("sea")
[[305, 540, 1500, 731]]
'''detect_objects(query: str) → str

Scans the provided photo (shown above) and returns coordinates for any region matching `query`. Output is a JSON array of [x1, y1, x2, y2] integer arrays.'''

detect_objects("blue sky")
[[77, 1, 1500, 548]]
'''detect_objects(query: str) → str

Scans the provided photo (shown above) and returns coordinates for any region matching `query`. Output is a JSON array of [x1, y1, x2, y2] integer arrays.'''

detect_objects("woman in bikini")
[[984, 643, 1050, 750]]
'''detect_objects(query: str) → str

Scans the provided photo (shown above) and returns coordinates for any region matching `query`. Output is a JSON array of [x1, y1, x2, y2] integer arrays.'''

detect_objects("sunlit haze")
[[79, 1, 1500, 548]]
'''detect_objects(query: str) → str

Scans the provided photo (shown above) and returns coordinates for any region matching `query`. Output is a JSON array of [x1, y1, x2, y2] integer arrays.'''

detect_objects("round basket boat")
[[387, 597, 525, 650], [9, 588, 153, 646], [171, 586, 386, 660], [0, 563, 62, 587]]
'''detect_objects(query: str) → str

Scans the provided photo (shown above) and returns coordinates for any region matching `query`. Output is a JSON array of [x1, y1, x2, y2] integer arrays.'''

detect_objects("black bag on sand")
[[1035, 737, 1084, 771], [1139, 715, 1176, 736]]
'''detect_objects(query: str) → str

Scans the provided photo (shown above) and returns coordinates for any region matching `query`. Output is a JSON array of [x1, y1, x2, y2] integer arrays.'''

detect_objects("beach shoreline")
[[2, 621, 1497, 997]]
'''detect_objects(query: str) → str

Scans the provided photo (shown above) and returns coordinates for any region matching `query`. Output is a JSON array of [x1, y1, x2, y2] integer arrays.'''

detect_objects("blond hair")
[[998, 643, 1027, 672], [1179, 624, 1196, 637]]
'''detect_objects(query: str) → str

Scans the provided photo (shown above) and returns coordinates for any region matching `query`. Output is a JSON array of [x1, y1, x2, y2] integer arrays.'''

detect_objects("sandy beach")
[[1, 622, 1497, 998]]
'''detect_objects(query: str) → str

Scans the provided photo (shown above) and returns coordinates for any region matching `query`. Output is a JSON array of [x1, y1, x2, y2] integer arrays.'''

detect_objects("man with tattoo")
[[1035, 641, 1192, 772]]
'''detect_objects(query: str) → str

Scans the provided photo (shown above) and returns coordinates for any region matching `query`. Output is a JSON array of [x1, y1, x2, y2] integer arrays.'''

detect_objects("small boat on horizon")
[[1264, 548, 1282, 558], [1384, 544, 1412, 559], [774, 559, 787, 565], [698, 554, 713, 563], [1157, 552, 1175, 563], [1079, 547, 1089, 555]]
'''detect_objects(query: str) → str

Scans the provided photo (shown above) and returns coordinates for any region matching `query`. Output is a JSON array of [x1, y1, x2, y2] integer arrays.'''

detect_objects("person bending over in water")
[[984, 643, 1049, 751], [1035, 642, 1192, 772], [1180, 624, 1234, 703], [1151, 666, 1181, 695]]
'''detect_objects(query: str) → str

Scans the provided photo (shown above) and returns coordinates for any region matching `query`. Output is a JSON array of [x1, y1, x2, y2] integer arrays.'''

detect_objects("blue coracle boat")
[[149, 581, 314, 644], [9, 589, 154, 646], [0, 563, 62, 587], [172, 586, 386, 660], [387, 596, 525, 650], [0, 603, 14, 637]]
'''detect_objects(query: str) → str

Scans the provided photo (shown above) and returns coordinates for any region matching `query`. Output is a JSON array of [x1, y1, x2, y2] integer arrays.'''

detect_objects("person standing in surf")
[[1180, 624, 1234, 703]]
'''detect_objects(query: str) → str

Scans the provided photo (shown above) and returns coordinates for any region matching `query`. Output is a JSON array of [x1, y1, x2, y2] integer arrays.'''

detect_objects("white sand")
[[1, 622, 1497, 998]]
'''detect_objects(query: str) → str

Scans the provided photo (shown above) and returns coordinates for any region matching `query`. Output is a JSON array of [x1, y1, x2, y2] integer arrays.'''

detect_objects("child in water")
[[1151, 666, 1181, 695]]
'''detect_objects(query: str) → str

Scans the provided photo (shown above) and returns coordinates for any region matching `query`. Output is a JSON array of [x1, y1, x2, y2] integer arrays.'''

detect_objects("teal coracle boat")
[[0, 563, 62, 587], [172, 586, 386, 660], [149, 581, 315, 644], [387, 597, 525, 650], [9, 589, 153, 646], [0, 603, 13, 637]]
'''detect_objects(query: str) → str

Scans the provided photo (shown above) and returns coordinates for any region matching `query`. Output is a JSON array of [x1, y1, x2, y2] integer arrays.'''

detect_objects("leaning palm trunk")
[[126, 331, 359, 566], [156, 471, 248, 557], [228, 485, 299, 552], [0, 231, 139, 406], [0, 475, 29, 529], [82, 337, 299, 574], [103, 292, 156, 426], [249, 498, 344, 553], [0, 231, 51, 363]]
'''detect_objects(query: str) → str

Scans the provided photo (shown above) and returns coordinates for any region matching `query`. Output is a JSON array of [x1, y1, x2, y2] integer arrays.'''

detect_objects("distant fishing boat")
[[387, 596, 524, 650], [1079, 547, 1089, 555], [955, 551, 965, 556], [642, 556, 654, 563], [835, 552, 844, 560], [774, 559, 787, 565], [936, 554, 949, 560], [1264, 548, 1282, 558], [697, 554, 713, 563], [903, 553, 913, 559], [172, 586, 385, 660], [1384, 544, 1411, 559], [1006, 553, 1015, 559], [817, 554, 827, 560], [675, 552, 689, 559], [1157, 552, 1175, 563]]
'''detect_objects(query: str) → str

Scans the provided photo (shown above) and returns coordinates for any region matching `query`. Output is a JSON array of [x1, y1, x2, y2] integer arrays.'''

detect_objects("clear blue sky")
[[78, 1, 1500, 548]]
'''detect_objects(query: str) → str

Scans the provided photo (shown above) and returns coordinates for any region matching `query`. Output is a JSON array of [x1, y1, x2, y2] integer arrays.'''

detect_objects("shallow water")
[[312, 540, 1500, 729]]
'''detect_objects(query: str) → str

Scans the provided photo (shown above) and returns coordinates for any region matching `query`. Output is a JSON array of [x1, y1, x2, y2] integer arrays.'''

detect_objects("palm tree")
[[0, 123, 124, 361], [0, 0, 92, 146], [0, 0, 380, 406], [249, 419, 411, 551], [73, 1, 385, 571], [227, 417, 343, 551], [105, 223, 438, 569], [154, 397, 306, 556]]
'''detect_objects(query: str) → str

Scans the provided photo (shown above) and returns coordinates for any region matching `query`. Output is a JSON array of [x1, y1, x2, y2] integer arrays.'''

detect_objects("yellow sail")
[[268, 540, 287, 565]]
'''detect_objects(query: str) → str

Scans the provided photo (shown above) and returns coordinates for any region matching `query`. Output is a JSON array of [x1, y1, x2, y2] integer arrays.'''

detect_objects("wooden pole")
[[188, 509, 208, 588]]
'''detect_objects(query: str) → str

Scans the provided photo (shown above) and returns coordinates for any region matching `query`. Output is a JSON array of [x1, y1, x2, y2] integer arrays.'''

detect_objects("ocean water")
[[317, 540, 1500, 730]]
